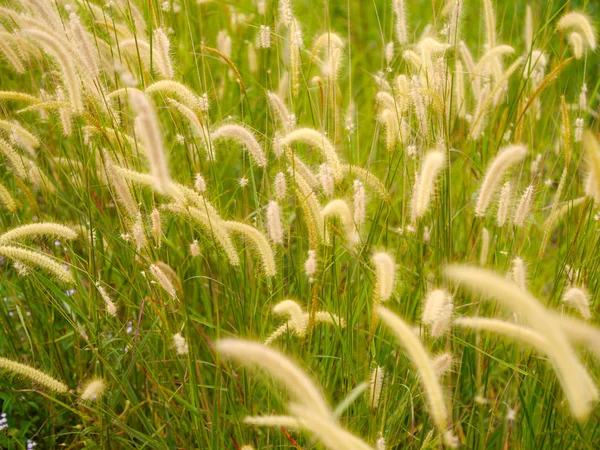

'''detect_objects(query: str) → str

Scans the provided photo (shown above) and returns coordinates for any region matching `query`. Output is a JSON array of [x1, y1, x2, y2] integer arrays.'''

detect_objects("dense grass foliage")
[[0, 0, 599, 448]]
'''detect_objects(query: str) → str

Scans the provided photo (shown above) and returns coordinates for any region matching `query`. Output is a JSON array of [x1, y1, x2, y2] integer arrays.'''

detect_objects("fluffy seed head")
[[410, 149, 445, 223], [275, 172, 287, 200], [557, 12, 596, 50], [267, 200, 284, 244], [322, 199, 359, 247], [367, 366, 385, 409], [0, 356, 68, 393], [513, 185, 535, 227], [80, 378, 106, 401], [211, 124, 267, 168], [563, 287, 591, 320], [353, 180, 366, 226], [372, 252, 396, 302], [422, 289, 454, 338], [217, 338, 331, 417], [96, 282, 117, 316], [377, 307, 458, 447], [512, 257, 527, 290], [173, 333, 189, 355], [475, 145, 527, 217]]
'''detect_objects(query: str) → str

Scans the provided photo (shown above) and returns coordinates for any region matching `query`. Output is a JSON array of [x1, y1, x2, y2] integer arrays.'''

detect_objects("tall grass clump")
[[0, 0, 599, 448]]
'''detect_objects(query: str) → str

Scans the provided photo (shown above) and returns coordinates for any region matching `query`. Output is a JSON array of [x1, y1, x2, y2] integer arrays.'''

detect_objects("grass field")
[[0, 0, 600, 448]]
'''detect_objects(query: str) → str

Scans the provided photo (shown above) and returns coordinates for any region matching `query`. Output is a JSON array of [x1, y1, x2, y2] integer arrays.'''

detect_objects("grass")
[[0, 0, 599, 448]]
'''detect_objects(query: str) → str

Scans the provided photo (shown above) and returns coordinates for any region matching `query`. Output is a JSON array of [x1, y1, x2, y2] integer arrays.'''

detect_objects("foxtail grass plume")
[[80, 378, 106, 401], [279, 128, 343, 180], [288, 403, 374, 450], [432, 353, 453, 377], [322, 199, 359, 247], [353, 180, 366, 226], [475, 145, 527, 217], [150, 263, 177, 298], [513, 185, 534, 227], [511, 257, 527, 290], [217, 338, 331, 417], [372, 252, 396, 302], [556, 12, 596, 53], [96, 282, 118, 316], [0, 183, 16, 212], [319, 164, 335, 196], [367, 366, 385, 410], [444, 265, 598, 421], [224, 221, 276, 277], [422, 289, 453, 338], [153, 28, 174, 79], [210, 124, 267, 167], [0, 246, 73, 283], [194, 173, 207, 193], [0, 356, 68, 393], [563, 287, 591, 320], [583, 130, 600, 204], [377, 307, 458, 448], [496, 181, 512, 226], [264, 299, 345, 345], [304, 250, 317, 282], [267, 201, 284, 244], [128, 90, 171, 193], [0, 222, 77, 245], [21, 28, 83, 113], [410, 149, 445, 223], [189, 240, 201, 257], [275, 172, 287, 200], [393, 0, 408, 44]]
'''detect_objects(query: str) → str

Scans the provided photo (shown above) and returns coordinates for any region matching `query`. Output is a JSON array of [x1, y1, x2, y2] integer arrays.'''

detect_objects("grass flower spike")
[[410, 149, 445, 223], [378, 307, 458, 448], [0, 356, 68, 393], [475, 145, 527, 217], [445, 265, 598, 421]]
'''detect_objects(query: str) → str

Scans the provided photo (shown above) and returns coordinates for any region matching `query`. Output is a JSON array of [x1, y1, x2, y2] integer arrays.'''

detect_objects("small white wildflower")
[[175, 134, 185, 145], [544, 178, 553, 187], [506, 406, 517, 421], [0, 412, 7, 430], [238, 177, 249, 188], [319, 164, 335, 196], [173, 333, 189, 355]]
